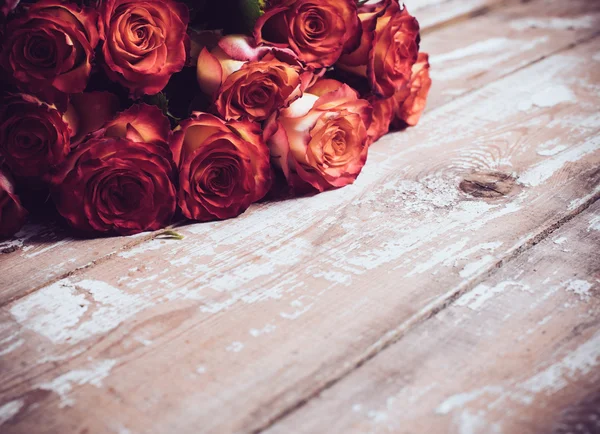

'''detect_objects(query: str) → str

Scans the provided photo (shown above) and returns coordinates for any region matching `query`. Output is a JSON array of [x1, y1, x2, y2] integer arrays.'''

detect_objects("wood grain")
[[0, 0, 585, 306], [264, 201, 600, 434], [0, 22, 598, 434]]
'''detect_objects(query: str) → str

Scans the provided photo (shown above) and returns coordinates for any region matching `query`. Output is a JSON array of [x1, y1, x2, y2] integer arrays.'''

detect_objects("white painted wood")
[[0, 25, 598, 434], [265, 201, 600, 434]]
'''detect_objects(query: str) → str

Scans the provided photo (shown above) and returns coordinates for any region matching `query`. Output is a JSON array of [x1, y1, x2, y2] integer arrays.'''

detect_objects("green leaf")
[[239, 0, 266, 31], [155, 230, 185, 240]]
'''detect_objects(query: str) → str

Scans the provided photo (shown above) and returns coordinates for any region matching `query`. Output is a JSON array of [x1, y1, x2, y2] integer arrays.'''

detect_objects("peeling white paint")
[[456, 281, 530, 311], [0, 399, 24, 426], [564, 279, 593, 301], [588, 214, 600, 232], [249, 324, 276, 337], [518, 85, 576, 111], [11, 278, 152, 344], [118, 239, 164, 259], [437, 386, 504, 414], [39, 359, 117, 407], [537, 145, 568, 156], [226, 342, 244, 353], [510, 16, 596, 31], [520, 331, 600, 393], [519, 135, 599, 187], [459, 255, 496, 279]]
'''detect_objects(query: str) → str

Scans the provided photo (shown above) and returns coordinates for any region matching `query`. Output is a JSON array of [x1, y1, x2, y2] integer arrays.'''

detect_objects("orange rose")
[[51, 104, 177, 235], [338, 0, 420, 98], [100, 0, 189, 97], [392, 52, 431, 128], [254, 0, 361, 69], [0, 1, 99, 108], [265, 78, 372, 192], [197, 35, 312, 122], [0, 169, 27, 238], [366, 95, 395, 145], [170, 113, 271, 221]]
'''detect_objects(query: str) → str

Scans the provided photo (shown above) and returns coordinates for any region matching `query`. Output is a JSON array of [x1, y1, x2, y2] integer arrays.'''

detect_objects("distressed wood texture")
[[265, 202, 600, 434], [2, 0, 593, 306], [1, 13, 599, 434]]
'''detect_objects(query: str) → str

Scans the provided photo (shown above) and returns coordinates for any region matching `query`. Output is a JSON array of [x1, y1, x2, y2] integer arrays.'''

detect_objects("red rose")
[[0, 169, 27, 238], [51, 104, 177, 235], [197, 35, 312, 122], [0, 1, 99, 108], [338, 0, 420, 98], [100, 0, 189, 97], [392, 52, 431, 128], [0, 94, 72, 181], [171, 113, 271, 221], [64, 91, 121, 145], [254, 0, 361, 69], [265, 78, 372, 192]]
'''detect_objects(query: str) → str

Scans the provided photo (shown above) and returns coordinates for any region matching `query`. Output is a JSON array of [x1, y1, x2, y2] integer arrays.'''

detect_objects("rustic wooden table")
[[1, 0, 599, 433]]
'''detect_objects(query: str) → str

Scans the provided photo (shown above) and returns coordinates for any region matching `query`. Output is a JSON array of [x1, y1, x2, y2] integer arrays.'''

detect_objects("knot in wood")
[[459, 171, 516, 198]]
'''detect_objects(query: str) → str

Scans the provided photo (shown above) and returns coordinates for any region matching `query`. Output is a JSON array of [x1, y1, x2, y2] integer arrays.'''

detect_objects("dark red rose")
[[0, 1, 99, 109], [1, 0, 19, 17], [254, 0, 361, 69], [100, 0, 189, 97], [337, 0, 420, 98], [0, 94, 72, 181], [0, 169, 27, 238], [170, 113, 271, 222], [51, 104, 177, 235]]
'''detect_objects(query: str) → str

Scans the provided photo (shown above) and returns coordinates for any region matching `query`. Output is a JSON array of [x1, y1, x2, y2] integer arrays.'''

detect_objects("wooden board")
[[0, 0, 583, 306], [264, 201, 600, 434], [0, 15, 599, 434]]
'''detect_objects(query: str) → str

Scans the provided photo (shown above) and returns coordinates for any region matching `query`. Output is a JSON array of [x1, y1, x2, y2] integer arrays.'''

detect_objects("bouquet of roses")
[[0, 0, 431, 238]]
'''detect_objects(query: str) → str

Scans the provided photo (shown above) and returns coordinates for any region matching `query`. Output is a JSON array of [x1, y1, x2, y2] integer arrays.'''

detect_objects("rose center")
[[25, 35, 56, 67]]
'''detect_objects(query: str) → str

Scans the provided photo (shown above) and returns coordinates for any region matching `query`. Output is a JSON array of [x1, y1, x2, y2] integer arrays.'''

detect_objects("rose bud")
[[0, 169, 27, 238], [0, 1, 99, 109], [197, 35, 313, 122], [51, 104, 177, 235], [0, 94, 72, 181], [254, 0, 361, 69], [265, 78, 372, 192], [392, 52, 432, 129], [337, 0, 420, 98], [170, 113, 271, 222], [100, 0, 189, 97]]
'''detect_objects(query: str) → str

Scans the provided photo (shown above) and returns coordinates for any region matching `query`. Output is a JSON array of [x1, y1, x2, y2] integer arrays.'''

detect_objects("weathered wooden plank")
[[0, 0, 570, 305], [0, 23, 598, 434], [264, 201, 600, 434]]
